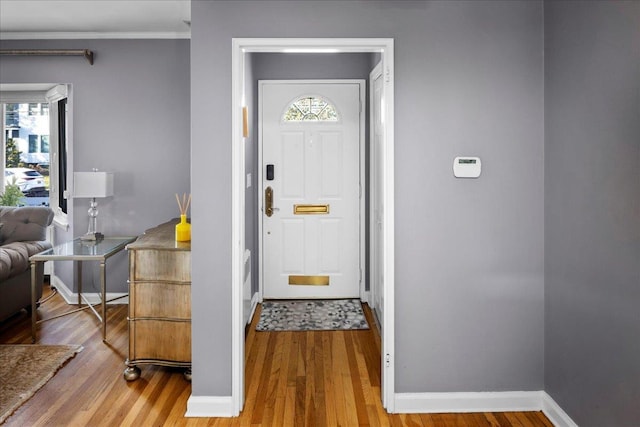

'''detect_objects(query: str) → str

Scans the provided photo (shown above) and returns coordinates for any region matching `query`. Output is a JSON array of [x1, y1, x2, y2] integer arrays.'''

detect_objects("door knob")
[[265, 186, 274, 217]]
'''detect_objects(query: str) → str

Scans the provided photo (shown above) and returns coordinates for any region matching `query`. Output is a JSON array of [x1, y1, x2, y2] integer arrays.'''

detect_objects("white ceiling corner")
[[0, 0, 191, 39]]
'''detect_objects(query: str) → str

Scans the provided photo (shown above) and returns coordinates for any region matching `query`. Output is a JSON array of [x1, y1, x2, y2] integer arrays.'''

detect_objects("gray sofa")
[[0, 206, 54, 321]]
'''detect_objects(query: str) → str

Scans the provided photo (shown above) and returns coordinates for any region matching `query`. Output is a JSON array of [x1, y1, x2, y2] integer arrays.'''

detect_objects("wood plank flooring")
[[0, 284, 554, 426]]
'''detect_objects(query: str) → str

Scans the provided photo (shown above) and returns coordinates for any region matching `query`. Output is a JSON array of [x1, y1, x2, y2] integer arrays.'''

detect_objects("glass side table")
[[29, 236, 137, 343]]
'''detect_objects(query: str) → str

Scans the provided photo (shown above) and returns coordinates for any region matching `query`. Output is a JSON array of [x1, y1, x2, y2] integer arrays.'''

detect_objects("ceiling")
[[0, 0, 191, 39]]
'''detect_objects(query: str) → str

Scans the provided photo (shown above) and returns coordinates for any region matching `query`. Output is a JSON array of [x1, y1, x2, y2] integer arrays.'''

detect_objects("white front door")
[[260, 81, 362, 299]]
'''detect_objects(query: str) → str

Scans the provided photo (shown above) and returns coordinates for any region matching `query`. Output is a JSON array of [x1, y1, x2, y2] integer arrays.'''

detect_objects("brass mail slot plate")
[[294, 204, 330, 215], [289, 275, 330, 286]]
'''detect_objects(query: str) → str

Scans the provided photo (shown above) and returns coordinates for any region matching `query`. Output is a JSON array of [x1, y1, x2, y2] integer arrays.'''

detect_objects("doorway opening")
[[230, 38, 395, 415]]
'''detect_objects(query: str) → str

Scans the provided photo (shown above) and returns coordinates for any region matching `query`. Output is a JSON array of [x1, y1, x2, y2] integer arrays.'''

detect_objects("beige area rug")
[[0, 344, 83, 424]]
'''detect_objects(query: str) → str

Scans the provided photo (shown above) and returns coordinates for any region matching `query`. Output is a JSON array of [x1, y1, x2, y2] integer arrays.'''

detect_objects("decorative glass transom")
[[283, 96, 339, 122]]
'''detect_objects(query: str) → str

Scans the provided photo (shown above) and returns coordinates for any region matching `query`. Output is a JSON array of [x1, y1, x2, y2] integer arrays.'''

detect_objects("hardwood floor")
[[0, 284, 554, 426]]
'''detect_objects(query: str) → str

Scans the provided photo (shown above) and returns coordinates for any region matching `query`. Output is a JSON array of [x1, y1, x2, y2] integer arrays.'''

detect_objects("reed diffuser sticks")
[[175, 193, 191, 216]]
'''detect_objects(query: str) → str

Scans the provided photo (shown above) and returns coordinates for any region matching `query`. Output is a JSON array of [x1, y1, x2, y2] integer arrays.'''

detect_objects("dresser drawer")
[[129, 319, 191, 363], [129, 249, 191, 282], [129, 281, 190, 319]]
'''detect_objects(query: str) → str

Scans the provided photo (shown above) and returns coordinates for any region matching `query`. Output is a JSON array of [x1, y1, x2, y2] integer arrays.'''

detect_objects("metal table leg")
[[101, 260, 107, 341], [77, 260, 82, 306], [30, 260, 38, 343]]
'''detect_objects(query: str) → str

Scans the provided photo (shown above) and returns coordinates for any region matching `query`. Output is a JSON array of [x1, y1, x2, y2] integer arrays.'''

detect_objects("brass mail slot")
[[293, 204, 330, 215], [288, 275, 330, 286]]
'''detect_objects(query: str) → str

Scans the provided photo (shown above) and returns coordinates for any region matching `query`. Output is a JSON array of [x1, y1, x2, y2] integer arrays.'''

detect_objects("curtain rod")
[[0, 49, 94, 65]]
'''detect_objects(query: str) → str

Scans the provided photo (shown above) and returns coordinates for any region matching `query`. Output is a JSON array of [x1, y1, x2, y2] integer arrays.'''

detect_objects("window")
[[5, 104, 19, 127], [1, 84, 69, 228], [283, 96, 339, 122], [2, 99, 51, 207], [28, 135, 38, 152], [41, 135, 49, 153]]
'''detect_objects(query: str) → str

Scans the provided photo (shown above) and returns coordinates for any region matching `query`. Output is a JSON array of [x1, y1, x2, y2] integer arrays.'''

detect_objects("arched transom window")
[[283, 96, 339, 122]]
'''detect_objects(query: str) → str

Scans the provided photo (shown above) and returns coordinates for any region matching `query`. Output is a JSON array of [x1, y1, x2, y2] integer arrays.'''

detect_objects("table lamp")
[[74, 170, 114, 241]]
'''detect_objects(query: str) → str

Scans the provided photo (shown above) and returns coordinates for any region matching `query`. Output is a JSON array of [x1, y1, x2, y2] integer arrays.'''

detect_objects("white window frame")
[[0, 84, 70, 230], [45, 84, 71, 230]]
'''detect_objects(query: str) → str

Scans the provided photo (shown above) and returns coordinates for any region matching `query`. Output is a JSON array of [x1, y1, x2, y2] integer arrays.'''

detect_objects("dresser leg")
[[123, 365, 141, 381], [183, 368, 192, 381]]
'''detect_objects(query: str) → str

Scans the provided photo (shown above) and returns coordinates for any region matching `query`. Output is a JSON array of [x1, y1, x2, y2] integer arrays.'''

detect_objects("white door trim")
[[228, 37, 395, 416], [257, 79, 366, 301], [369, 61, 383, 314]]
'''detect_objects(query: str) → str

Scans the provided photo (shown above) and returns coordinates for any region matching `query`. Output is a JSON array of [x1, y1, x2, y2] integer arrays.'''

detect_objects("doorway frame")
[[231, 38, 395, 414], [368, 61, 384, 321], [257, 79, 366, 301]]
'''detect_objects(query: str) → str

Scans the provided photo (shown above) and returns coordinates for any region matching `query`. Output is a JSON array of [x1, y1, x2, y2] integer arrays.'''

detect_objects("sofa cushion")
[[0, 207, 54, 245], [0, 241, 51, 281]]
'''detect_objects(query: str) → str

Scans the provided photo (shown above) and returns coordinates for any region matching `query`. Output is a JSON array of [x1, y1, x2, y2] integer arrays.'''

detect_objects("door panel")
[[319, 218, 341, 272], [281, 132, 305, 198], [282, 219, 304, 272], [261, 82, 361, 299], [319, 131, 342, 197]]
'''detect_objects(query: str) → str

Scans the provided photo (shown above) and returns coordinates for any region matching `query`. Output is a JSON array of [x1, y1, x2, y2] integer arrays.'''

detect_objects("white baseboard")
[[248, 292, 260, 325], [361, 290, 371, 304], [394, 391, 544, 414], [542, 392, 579, 427], [184, 391, 578, 422], [185, 396, 235, 417], [394, 391, 579, 426], [50, 274, 74, 302], [50, 274, 129, 305]]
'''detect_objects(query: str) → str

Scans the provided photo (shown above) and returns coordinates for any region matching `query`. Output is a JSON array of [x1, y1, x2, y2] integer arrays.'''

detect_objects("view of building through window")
[[3, 102, 50, 206]]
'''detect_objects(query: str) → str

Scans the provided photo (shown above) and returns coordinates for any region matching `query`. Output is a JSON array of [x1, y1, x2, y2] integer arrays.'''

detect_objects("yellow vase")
[[175, 214, 191, 242]]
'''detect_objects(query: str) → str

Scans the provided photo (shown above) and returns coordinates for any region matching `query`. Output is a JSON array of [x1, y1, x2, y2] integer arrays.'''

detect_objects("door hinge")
[[385, 353, 391, 368], [385, 67, 391, 83]]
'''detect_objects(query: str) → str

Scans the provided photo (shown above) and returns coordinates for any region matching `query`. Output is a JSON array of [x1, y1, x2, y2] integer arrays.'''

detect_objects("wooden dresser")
[[123, 219, 191, 381]]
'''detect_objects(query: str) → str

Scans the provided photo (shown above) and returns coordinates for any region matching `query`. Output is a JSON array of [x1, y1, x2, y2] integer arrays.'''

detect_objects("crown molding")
[[0, 31, 190, 40]]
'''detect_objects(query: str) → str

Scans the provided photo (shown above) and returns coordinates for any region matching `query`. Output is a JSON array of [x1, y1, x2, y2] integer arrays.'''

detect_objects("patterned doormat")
[[256, 299, 369, 331]]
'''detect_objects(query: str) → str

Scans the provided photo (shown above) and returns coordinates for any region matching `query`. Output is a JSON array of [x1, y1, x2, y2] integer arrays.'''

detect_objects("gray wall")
[[544, 1, 640, 425], [0, 39, 191, 293], [3, 3, 637, 421], [191, 0, 544, 397]]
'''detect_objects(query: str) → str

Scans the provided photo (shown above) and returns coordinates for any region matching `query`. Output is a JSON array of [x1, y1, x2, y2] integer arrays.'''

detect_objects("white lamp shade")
[[74, 172, 114, 198]]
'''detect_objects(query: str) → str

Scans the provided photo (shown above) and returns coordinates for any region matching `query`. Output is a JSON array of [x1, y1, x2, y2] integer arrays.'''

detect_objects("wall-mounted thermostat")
[[453, 156, 481, 178]]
